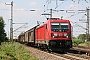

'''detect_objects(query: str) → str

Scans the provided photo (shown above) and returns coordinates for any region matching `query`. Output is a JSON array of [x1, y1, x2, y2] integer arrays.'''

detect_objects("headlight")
[[66, 36, 69, 38], [64, 33, 69, 38], [54, 34, 58, 36], [64, 33, 67, 36], [51, 33, 58, 38]]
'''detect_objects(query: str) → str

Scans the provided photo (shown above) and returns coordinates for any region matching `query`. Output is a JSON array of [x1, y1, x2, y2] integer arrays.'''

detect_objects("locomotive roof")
[[46, 18, 70, 23]]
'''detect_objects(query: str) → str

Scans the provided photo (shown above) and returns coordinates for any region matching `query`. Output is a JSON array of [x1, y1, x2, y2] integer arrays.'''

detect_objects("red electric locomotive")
[[18, 18, 72, 52], [36, 18, 72, 51]]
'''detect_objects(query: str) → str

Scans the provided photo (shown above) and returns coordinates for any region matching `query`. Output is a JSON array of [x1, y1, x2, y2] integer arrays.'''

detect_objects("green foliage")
[[78, 34, 86, 40], [72, 39, 85, 46], [0, 16, 7, 43], [72, 37, 76, 39], [0, 42, 38, 60]]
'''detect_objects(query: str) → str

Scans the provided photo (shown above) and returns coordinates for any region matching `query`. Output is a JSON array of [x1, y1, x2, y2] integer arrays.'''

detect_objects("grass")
[[0, 41, 38, 60], [78, 42, 90, 47], [78, 43, 88, 47]]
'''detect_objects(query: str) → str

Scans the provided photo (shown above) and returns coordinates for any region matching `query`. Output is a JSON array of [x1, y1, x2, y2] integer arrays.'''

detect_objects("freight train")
[[18, 18, 72, 52]]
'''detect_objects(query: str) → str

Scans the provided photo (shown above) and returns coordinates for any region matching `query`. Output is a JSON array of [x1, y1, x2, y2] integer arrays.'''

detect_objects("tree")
[[78, 34, 86, 40], [72, 36, 76, 39], [0, 16, 7, 43]]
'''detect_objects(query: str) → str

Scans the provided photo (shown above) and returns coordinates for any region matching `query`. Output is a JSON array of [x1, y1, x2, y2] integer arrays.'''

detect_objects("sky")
[[0, 0, 90, 38]]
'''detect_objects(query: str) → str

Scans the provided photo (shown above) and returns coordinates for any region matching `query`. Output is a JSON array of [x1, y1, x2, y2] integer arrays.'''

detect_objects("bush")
[[0, 42, 38, 60], [72, 39, 85, 46]]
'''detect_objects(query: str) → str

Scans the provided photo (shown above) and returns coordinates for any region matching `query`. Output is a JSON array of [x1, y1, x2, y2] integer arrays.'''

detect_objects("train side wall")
[[28, 28, 35, 43], [25, 32, 28, 42], [35, 24, 51, 45], [36, 25, 45, 41], [18, 33, 25, 43]]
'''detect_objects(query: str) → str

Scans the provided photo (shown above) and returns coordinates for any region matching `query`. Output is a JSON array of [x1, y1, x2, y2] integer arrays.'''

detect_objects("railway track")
[[51, 52, 89, 60], [45, 49, 90, 60], [72, 46, 90, 56], [25, 44, 90, 60], [66, 53, 89, 59]]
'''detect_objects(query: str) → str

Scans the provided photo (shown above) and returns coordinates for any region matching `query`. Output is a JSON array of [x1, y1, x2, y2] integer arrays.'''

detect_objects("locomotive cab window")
[[51, 22, 68, 32]]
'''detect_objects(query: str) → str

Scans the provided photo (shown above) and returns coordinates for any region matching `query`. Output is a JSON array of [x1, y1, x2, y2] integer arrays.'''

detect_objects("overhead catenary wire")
[[55, 0, 67, 9], [45, 0, 90, 9], [71, 21, 86, 29]]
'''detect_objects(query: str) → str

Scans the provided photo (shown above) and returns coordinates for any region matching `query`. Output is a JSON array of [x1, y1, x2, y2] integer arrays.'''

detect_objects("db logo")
[[59, 34, 62, 36]]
